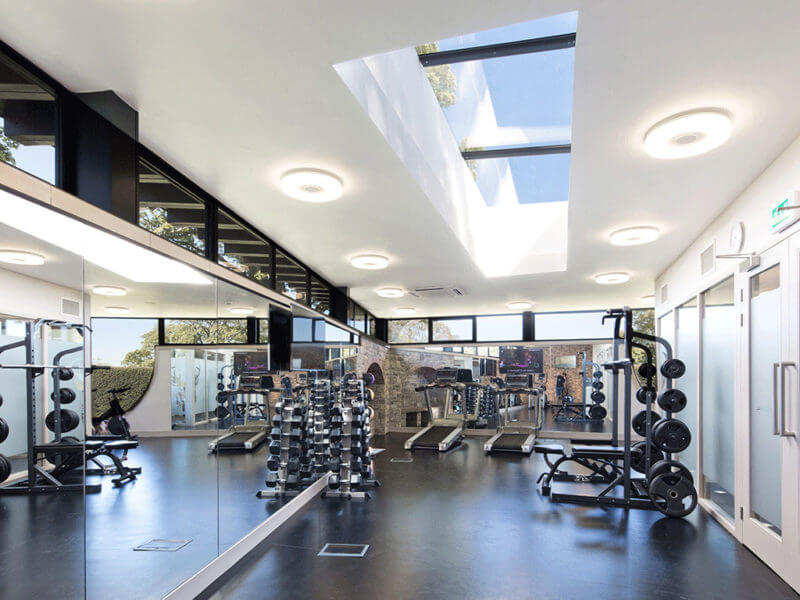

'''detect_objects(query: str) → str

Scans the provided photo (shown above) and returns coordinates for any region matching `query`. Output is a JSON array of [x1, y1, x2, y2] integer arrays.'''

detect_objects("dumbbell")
[[329, 444, 342, 457], [350, 441, 362, 456], [349, 428, 362, 438], [287, 443, 300, 457], [352, 404, 363, 416], [351, 457, 363, 471], [331, 415, 343, 426], [328, 474, 341, 490], [267, 456, 280, 471], [272, 414, 282, 426], [330, 428, 342, 443], [264, 472, 278, 487], [350, 473, 362, 488], [270, 427, 281, 440], [289, 428, 302, 440], [286, 457, 301, 473], [292, 405, 305, 417], [330, 406, 341, 417], [285, 474, 299, 489], [268, 441, 281, 455], [274, 403, 283, 415], [327, 458, 341, 472]]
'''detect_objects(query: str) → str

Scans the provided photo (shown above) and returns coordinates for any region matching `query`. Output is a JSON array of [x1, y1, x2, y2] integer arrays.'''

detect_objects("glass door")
[[739, 240, 799, 583]]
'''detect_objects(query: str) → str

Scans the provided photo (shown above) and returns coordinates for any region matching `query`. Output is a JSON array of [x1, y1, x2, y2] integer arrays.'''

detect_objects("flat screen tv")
[[499, 347, 543, 374], [233, 351, 269, 375]]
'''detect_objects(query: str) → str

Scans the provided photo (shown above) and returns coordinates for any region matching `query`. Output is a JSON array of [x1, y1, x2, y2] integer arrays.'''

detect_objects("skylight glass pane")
[[429, 48, 574, 151], [431, 12, 577, 51], [474, 153, 570, 206]]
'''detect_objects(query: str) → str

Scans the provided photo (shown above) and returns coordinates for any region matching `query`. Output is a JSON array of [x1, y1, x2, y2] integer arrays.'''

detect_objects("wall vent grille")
[[61, 298, 80, 317], [700, 242, 716, 275]]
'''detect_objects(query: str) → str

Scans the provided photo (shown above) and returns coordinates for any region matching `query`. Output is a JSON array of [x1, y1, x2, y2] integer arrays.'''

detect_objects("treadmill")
[[404, 367, 468, 452], [208, 352, 274, 452], [484, 372, 544, 455]]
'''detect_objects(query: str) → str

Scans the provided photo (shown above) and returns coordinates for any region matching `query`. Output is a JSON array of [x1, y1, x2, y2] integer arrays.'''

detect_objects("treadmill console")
[[505, 372, 534, 388], [238, 374, 274, 390], [435, 367, 459, 384]]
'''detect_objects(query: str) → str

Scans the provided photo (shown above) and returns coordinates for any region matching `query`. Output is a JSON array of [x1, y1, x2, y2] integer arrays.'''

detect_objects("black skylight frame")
[[417, 31, 575, 161]]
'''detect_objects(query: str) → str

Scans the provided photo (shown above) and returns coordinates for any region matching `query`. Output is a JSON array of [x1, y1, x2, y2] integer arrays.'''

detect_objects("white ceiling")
[[3, 0, 800, 316]]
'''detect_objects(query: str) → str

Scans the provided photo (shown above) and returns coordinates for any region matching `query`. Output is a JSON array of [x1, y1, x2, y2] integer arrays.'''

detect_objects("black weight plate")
[[648, 472, 698, 517], [638, 363, 657, 378], [45, 409, 79, 433], [636, 386, 657, 405], [592, 381, 604, 390], [0, 453, 10, 484], [50, 388, 77, 404], [652, 418, 692, 453], [660, 359, 686, 380], [591, 391, 605, 404], [657, 389, 687, 413], [631, 410, 662, 437], [57, 367, 74, 381], [215, 405, 230, 419], [631, 441, 665, 474], [592, 370, 603, 379], [108, 416, 127, 436], [647, 459, 694, 484], [0, 417, 8, 444], [588, 405, 607, 420], [0, 392, 3, 408]]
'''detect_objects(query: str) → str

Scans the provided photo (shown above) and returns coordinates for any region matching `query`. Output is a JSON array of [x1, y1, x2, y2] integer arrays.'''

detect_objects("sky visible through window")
[[422, 12, 577, 207]]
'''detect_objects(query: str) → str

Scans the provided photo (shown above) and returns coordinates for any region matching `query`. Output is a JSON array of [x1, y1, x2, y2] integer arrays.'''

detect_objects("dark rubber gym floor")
[[1, 434, 797, 599], [204, 434, 798, 600]]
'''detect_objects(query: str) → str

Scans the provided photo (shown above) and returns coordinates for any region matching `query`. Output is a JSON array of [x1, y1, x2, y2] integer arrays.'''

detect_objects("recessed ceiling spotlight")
[[280, 168, 343, 203], [227, 306, 255, 316], [394, 307, 416, 317], [594, 272, 630, 285], [351, 254, 389, 270], [640, 294, 655, 302], [376, 287, 404, 298], [609, 226, 660, 246], [92, 285, 128, 297], [507, 301, 533, 310], [644, 108, 732, 159], [104, 306, 130, 315], [0, 249, 45, 265]]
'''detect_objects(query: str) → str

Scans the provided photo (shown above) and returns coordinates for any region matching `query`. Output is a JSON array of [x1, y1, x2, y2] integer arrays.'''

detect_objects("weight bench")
[[537, 444, 624, 494], [84, 439, 140, 486]]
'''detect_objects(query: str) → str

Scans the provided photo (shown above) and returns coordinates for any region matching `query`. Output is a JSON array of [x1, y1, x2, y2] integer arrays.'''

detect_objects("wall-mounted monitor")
[[233, 351, 269, 375], [499, 347, 544, 374], [554, 354, 577, 369]]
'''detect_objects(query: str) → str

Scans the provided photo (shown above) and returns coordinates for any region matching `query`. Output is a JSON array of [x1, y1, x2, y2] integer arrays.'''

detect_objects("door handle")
[[780, 362, 797, 438], [773, 362, 780, 436]]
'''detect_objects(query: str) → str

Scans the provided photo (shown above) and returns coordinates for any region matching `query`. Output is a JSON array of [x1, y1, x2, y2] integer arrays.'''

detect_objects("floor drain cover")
[[390, 457, 413, 463], [134, 539, 192, 552], [318, 543, 369, 557]]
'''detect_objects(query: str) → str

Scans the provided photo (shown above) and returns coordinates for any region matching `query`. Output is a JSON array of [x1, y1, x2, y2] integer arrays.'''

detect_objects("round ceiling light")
[[644, 109, 732, 159], [0, 250, 45, 266], [280, 168, 343, 203], [609, 226, 660, 246], [227, 306, 255, 316], [104, 306, 130, 315], [351, 254, 389, 270], [507, 301, 533, 310], [394, 307, 416, 317], [92, 285, 128, 297], [376, 287, 404, 298], [594, 272, 630, 285]]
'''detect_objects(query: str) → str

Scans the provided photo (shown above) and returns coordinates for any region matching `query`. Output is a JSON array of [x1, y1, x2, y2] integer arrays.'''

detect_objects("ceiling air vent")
[[409, 286, 465, 299], [659, 284, 669, 304], [61, 298, 81, 318], [700, 242, 716, 275]]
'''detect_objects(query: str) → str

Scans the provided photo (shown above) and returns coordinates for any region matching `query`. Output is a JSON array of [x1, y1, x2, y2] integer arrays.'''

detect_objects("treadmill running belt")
[[217, 432, 257, 448], [412, 426, 456, 448], [492, 433, 529, 451]]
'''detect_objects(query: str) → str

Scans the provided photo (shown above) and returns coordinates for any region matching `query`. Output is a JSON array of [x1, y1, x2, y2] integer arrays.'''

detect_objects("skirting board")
[[163, 473, 330, 599]]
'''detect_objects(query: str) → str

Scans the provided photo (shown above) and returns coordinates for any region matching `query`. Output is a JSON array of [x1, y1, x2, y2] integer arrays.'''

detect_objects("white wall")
[[126, 347, 172, 434], [656, 132, 800, 311], [0, 267, 83, 322]]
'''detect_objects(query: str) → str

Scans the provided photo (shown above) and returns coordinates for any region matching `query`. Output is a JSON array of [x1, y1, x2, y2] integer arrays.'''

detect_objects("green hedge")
[[92, 367, 153, 419]]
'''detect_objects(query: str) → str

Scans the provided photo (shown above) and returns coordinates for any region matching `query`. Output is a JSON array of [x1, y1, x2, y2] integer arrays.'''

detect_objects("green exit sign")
[[771, 191, 800, 233]]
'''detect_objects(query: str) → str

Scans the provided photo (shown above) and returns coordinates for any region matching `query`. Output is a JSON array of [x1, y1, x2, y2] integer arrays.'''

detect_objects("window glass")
[[258, 318, 269, 344], [701, 277, 735, 519], [138, 159, 206, 255], [293, 317, 313, 342], [274, 248, 307, 302], [388, 319, 429, 344], [217, 209, 272, 286], [432, 318, 473, 342], [314, 320, 351, 342], [163, 319, 247, 344], [310, 278, 330, 315], [534, 311, 613, 340], [367, 314, 376, 337], [348, 302, 366, 333], [476, 314, 523, 341], [0, 53, 56, 183]]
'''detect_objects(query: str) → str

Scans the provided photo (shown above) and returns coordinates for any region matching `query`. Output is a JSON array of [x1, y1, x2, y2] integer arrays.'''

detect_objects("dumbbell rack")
[[308, 378, 334, 482], [324, 376, 377, 499], [259, 378, 310, 498]]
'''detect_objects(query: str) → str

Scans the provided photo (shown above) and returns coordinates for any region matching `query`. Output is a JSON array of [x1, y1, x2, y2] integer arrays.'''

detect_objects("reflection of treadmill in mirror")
[[405, 367, 469, 452], [208, 351, 272, 452]]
